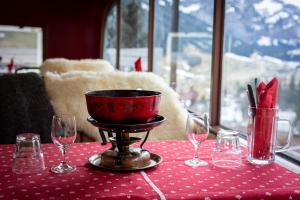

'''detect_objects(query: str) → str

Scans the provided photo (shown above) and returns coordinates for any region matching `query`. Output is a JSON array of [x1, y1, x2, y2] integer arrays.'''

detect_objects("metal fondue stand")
[[87, 115, 165, 171]]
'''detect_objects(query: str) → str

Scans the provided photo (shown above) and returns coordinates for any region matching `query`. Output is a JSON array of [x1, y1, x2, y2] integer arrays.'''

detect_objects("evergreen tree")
[[121, 0, 147, 48], [105, 8, 116, 48]]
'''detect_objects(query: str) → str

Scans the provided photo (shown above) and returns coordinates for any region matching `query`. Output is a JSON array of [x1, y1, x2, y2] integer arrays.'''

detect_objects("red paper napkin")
[[257, 77, 278, 108], [134, 57, 142, 72], [253, 78, 278, 160]]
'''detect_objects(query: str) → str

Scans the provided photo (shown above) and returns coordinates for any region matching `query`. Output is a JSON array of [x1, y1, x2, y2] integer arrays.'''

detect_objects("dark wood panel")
[[0, 0, 115, 60]]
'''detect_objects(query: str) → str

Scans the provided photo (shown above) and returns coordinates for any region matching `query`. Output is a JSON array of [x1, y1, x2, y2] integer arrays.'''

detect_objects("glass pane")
[[153, 0, 214, 114], [221, 0, 300, 159], [0, 25, 42, 73], [103, 5, 117, 67], [120, 0, 149, 71]]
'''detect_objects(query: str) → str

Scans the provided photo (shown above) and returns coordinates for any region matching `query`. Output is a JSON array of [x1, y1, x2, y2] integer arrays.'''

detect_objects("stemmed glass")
[[185, 112, 209, 167], [51, 114, 77, 173]]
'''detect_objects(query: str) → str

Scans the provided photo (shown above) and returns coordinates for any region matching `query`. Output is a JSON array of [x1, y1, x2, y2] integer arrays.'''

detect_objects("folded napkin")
[[253, 78, 278, 160], [257, 77, 278, 108], [134, 57, 143, 72]]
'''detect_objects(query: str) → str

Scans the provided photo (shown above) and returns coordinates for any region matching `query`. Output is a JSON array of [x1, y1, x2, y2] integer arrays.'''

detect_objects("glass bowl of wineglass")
[[185, 112, 209, 167], [51, 114, 77, 173]]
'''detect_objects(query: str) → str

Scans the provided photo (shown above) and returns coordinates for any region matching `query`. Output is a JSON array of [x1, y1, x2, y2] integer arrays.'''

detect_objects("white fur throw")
[[40, 58, 114, 76], [44, 71, 187, 141]]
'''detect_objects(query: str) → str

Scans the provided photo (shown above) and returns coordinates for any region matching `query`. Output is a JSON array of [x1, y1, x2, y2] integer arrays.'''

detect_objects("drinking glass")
[[247, 107, 292, 165], [212, 130, 242, 169], [12, 133, 45, 174], [51, 114, 77, 173], [185, 112, 209, 167]]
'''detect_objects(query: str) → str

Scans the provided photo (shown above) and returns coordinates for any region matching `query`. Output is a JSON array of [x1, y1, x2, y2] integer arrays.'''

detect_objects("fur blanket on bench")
[[44, 71, 187, 141], [40, 58, 114, 76]]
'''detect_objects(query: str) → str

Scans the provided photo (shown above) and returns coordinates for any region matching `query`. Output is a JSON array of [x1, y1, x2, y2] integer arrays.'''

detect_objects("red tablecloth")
[[0, 140, 299, 200]]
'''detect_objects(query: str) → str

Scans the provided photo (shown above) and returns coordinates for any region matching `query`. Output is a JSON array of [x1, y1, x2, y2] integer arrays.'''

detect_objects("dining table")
[[0, 140, 300, 200]]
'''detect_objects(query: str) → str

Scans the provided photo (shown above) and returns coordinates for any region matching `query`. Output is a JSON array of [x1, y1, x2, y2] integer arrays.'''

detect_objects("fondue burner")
[[87, 115, 165, 171]]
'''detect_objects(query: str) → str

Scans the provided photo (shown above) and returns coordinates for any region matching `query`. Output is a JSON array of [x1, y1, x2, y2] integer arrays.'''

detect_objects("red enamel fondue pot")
[[85, 90, 161, 123]]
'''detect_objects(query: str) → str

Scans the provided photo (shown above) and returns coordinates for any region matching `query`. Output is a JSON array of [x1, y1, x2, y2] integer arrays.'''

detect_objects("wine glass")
[[185, 112, 209, 167], [51, 114, 77, 173]]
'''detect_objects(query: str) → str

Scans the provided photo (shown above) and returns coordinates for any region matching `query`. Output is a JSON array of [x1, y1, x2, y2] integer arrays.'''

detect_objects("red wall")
[[0, 0, 114, 59]]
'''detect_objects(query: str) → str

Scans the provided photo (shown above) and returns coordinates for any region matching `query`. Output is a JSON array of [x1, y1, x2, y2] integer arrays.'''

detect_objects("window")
[[103, 0, 300, 162], [153, 0, 214, 114], [221, 0, 300, 160], [103, 0, 149, 71], [0, 25, 43, 73], [103, 0, 213, 113], [120, 0, 149, 71]]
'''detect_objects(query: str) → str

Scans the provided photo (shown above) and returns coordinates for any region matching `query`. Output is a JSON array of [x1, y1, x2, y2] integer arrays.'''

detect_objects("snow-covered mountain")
[[155, 0, 300, 61]]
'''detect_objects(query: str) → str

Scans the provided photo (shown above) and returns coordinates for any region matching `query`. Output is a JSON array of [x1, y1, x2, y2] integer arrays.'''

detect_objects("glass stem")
[[194, 144, 199, 160], [60, 147, 67, 165]]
